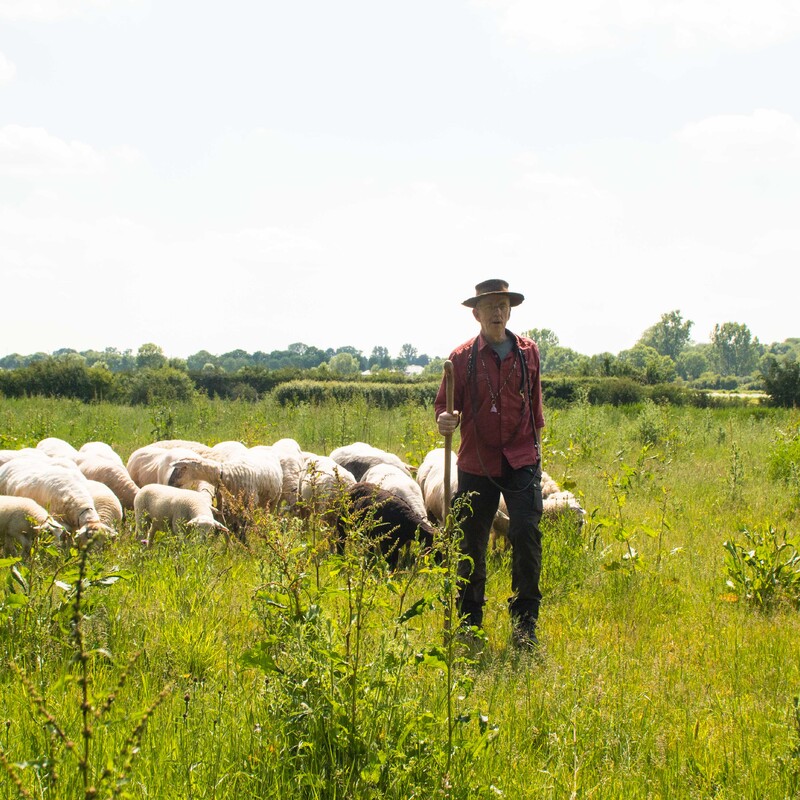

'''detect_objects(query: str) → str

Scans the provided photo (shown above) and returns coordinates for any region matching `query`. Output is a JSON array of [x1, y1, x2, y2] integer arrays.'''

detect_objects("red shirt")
[[435, 331, 545, 477]]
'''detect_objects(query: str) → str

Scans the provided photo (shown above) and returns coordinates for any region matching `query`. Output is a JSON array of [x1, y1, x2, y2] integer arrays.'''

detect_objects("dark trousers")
[[455, 463, 543, 628]]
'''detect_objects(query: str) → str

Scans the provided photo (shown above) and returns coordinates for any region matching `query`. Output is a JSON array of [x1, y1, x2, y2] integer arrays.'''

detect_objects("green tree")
[[524, 328, 559, 372], [120, 366, 196, 404], [616, 344, 676, 384], [220, 349, 251, 372], [137, 342, 167, 370], [543, 346, 585, 375], [761, 355, 800, 407], [710, 322, 761, 376], [676, 345, 711, 381], [422, 356, 446, 377], [370, 346, 392, 370], [399, 343, 418, 365], [328, 352, 360, 376], [187, 350, 219, 372], [639, 310, 693, 360]]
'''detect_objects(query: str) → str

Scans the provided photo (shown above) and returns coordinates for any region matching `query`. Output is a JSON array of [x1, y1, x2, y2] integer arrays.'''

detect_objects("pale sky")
[[1, 0, 797, 361]]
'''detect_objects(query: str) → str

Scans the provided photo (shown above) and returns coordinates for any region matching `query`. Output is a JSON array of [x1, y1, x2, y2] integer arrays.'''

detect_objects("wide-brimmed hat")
[[462, 279, 525, 308]]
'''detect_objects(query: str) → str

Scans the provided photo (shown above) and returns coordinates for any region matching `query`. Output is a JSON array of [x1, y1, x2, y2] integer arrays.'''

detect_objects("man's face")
[[473, 296, 511, 344]]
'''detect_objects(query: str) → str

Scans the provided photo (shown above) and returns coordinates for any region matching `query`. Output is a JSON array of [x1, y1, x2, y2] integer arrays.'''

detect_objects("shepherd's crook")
[[443, 359, 454, 520]]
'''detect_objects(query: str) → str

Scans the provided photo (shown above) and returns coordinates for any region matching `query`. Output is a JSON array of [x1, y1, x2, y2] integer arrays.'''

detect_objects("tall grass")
[[1, 396, 799, 798]]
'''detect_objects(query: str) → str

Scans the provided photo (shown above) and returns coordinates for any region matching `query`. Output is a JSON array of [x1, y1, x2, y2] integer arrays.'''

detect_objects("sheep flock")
[[0, 436, 584, 561]]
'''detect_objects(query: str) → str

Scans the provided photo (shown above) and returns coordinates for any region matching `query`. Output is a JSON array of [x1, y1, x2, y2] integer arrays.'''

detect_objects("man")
[[435, 279, 545, 649]]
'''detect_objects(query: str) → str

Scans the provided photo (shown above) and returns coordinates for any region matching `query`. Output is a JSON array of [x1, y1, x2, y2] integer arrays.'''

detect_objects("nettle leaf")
[[398, 597, 433, 624], [241, 642, 284, 674], [415, 646, 448, 672], [4, 593, 28, 607]]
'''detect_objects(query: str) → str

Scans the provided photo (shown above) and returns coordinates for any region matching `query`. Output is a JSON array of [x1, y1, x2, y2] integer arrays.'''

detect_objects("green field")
[[1, 395, 799, 799]]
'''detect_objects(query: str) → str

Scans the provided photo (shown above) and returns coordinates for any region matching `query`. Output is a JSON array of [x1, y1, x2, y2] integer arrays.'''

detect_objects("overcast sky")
[[1, 0, 797, 361]]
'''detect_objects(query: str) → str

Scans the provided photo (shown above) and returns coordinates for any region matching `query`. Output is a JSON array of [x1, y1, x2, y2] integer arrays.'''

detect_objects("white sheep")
[[79, 441, 124, 466], [133, 483, 228, 546], [167, 447, 283, 532], [360, 462, 429, 524], [126, 444, 203, 487], [0, 448, 43, 468], [86, 479, 124, 530], [297, 452, 356, 518], [36, 437, 79, 460], [152, 439, 214, 456], [542, 490, 586, 524], [257, 438, 305, 508], [490, 475, 585, 549], [209, 440, 249, 459], [0, 495, 70, 556], [0, 458, 114, 544], [76, 451, 140, 510], [329, 442, 412, 482], [416, 447, 458, 525]]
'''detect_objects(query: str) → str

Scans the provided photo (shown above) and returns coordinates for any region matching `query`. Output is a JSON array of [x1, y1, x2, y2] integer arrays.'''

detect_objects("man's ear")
[[472, 308, 480, 322]]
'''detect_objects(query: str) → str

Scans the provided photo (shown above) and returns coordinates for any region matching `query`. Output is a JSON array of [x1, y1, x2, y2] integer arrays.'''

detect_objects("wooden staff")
[[443, 359, 454, 519]]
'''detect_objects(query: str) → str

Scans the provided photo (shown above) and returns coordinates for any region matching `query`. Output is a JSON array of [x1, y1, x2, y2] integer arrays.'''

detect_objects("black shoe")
[[511, 617, 539, 651]]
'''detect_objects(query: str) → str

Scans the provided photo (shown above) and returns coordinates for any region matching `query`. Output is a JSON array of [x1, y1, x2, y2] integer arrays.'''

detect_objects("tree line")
[[1, 311, 799, 406], [0, 342, 432, 375]]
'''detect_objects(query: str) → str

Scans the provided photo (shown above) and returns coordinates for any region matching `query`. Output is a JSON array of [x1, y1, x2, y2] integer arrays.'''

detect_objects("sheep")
[[79, 441, 124, 466], [416, 447, 458, 525], [86, 479, 124, 530], [0, 495, 70, 556], [295, 452, 356, 522], [542, 490, 586, 525], [329, 442, 412, 482], [0, 458, 115, 545], [267, 438, 305, 508], [239, 438, 306, 510], [167, 447, 283, 534], [76, 451, 140, 510], [209, 440, 249, 459], [298, 453, 356, 508], [360, 462, 429, 524], [489, 475, 585, 550], [133, 484, 229, 546], [152, 439, 214, 456], [0, 448, 43, 468], [335, 481, 437, 568], [36, 437, 79, 460], [126, 444, 203, 487]]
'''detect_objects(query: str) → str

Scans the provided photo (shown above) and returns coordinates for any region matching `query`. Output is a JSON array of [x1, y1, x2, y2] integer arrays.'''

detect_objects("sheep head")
[[74, 521, 117, 549], [168, 457, 215, 489], [185, 515, 231, 538], [33, 516, 71, 548]]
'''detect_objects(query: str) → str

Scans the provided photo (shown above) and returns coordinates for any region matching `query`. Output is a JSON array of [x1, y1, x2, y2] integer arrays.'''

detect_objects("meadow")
[[1, 394, 799, 799]]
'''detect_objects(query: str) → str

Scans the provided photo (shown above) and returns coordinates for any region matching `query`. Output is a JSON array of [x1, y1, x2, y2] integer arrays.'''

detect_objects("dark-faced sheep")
[[335, 481, 437, 568]]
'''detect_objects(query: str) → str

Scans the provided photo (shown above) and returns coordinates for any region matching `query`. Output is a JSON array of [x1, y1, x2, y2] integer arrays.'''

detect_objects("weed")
[[728, 441, 744, 501], [723, 525, 800, 609], [0, 535, 172, 798], [149, 405, 177, 441]]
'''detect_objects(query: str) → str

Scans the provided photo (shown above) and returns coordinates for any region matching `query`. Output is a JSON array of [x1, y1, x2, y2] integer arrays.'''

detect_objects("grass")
[[0, 395, 799, 798]]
